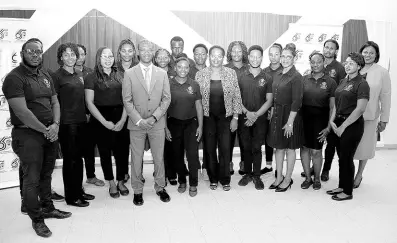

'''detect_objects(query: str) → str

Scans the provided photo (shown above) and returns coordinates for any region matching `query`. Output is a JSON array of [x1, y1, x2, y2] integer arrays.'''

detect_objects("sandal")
[[117, 182, 129, 196], [86, 177, 105, 187], [210, 183, 218, 190], [223, 184, 231, 191], [189, 186, 197, 197]]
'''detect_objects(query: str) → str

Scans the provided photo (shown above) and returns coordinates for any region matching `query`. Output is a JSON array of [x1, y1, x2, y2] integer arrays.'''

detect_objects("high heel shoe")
[[275, 179, 293, 192], [269, 176, 284, 190], [353, 177, 362, 189]]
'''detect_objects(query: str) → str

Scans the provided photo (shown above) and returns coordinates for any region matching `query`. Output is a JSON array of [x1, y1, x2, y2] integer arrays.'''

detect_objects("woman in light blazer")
[[353, 41, 391, 188]]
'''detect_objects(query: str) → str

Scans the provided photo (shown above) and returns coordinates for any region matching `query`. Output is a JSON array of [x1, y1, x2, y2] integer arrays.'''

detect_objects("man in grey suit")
[[122, 39, 171, 206]]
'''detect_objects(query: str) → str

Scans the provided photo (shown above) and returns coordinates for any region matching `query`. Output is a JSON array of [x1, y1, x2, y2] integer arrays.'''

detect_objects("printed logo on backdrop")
[[0, 160, 4, 172], [0, 29, 8, 40], [6, 118, 12, 129], [0, 136, 12, 153], [11, 51, 19, 68], [296, 49, 304, 61], [0, 95, 8, 111], [331, 34, 339, 41], [305, 33, 314, 43], [292, 33, 301, 42], [11, 158, 19, 170], [318, 34, 327, 43], [15, 29, 26, 41]]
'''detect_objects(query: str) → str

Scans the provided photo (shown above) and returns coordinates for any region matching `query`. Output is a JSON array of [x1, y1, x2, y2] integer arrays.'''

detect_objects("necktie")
[[144, 67, 150, 91]]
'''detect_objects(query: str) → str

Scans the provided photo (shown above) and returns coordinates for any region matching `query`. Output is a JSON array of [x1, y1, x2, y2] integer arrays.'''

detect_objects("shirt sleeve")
[[357, 81, 370, 100], [194, 82, 202, 101], [84, 73, 95, 90], [329, 78, 337, 97], [337, 64, 347, 84], [379, 69, 392, 122], [290, 74, 303, 112], [48, 71, 60, 95], [266, 75, 273, 93], [2, 73, 25, 99]]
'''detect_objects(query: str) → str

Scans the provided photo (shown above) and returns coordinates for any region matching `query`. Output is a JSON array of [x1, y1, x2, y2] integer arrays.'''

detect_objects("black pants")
[[164, 139, 177, 180], [264, 118, 274, 162], [168, 117, 200, 186], [230, 131, 244, 163], [203, 114, 232, 185], [59, 123, 85, 203], [323, 136, 337, 172], [83, 119, 97, 179], [328, 116, 364, 195], [93, 106, 130, 181], [11, 128, 57, 222], [239, 117, 267, 176]]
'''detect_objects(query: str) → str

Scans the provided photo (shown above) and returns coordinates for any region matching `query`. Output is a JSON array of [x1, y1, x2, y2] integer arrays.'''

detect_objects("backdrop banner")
[[0, 19, 29, 189]]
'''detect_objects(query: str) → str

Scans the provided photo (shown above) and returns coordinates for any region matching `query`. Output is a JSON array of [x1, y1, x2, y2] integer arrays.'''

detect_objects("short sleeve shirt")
[[272, 66, 303, 112], [84, 72, 123, 106], [188, 65, 199, 80], [264, 64, 283, 81], [335, 75, 370, 115], [2, 64, 56, 126], [302, 73, 337, 108], [51, 68, 86, 124], [239, 69, 273, 112], [224, 63, 249, 81], [168, 77, 202, 120], [324, 59, 346, 85], [75, 66, 93, 78]]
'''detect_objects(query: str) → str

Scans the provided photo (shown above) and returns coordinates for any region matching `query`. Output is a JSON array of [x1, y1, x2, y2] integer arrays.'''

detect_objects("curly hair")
[[359, 41, 380, 63], [153, 48, 172, 70], [57, 42, 79, 66], [94, 47, 119, 86], [309, 50, 325, 61], [77, 44, 87, 55], [116, 39, 138, 72], [324, 39, 340, 58], [226, 41, 248, 64], [347, 52, 365, 69]]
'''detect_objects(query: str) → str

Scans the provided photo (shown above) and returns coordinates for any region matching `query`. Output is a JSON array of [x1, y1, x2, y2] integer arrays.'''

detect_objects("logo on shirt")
[[187, 86, 194, 94], [329, 69, 336, 78], [258, 78, 266, 87], [43, 78, 51, 88], [79, 77, 84, 84], [0, 29, 8, 40], [169, 75, 175, 79], [318, 34, 327, 43], [344, 84, 353, 92], [320, 82, 328, 89]]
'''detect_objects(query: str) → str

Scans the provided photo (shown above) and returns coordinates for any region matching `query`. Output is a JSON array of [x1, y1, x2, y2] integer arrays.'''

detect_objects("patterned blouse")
[[195, 66, 242, 117]]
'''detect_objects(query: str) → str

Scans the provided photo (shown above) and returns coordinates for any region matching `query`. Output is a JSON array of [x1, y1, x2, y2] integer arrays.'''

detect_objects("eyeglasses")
[[210, 55, 223, 60], [101, 55, 114, 60], [24, 49, 43, 56], [280, 55, 293, 61]]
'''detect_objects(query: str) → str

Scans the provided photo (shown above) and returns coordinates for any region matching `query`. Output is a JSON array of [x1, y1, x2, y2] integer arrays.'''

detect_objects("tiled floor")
[[1, 149, 397, 243]]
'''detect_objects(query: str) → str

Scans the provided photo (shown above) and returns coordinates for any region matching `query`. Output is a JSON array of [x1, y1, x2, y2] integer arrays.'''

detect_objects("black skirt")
[[302, 105, 329, 150]]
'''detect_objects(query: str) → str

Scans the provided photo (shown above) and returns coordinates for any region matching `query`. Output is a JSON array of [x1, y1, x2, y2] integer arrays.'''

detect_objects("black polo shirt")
[[2, 63, 56, 126], [224, 63, 249, 81], [84, 72, 123, 107], [239, 69, 273, 112], [167, 68, 177, 80], [335, 75, 370, 116], [75, 66, 93, 78], [324, 59, 346, 85], [188, 65, 199, 80], [302, 73, 337, 108], [51, 68, 86, 124], [264, 64, 283, 81], [168, 77, 202, 120]]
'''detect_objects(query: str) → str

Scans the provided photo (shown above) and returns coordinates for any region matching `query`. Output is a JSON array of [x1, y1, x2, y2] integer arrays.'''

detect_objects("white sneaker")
[[201, 168, 209, 181]]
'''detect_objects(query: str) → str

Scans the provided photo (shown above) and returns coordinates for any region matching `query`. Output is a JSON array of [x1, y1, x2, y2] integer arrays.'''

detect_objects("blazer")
[[195, 66, 242, 117], [361, 63, 391, 122], [122, 64, 171, 130]]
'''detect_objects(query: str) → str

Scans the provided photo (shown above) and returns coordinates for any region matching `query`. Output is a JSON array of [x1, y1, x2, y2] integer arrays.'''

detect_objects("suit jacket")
[[122, 64, 171, 131]]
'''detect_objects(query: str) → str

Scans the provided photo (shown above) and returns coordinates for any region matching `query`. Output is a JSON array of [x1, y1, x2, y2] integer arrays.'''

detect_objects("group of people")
[[2, 35, 391, 238]]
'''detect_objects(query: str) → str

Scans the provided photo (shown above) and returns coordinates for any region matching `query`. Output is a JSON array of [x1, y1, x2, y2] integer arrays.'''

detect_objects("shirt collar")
[[58, 67, 75, 76], [139, 62, 153, 71], [267, 63, 283, 72], [277, 65, 296, 76], [308, 71, 325, 80], [19, 62, 42, 76]]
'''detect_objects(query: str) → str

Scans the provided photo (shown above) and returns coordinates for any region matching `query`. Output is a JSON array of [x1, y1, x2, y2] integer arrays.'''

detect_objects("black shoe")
[[32, 221, 52, 238], [252, 176, 264, 190], [275, 179, 293, 192], [117, 183, 130, 196], [21, 199, 27, 215], [260, 167, 273, 175], [269, 176, 284, 189], [81, 192, 95, 201], [43, 209, 72, 219], [300, 179, 313, 189], [238, 161, 245, 175], [51, 191, 65, 202], [123, 174, 130, 183], [238, 170, 246, 175], [313, 180, 321, 190], [331, 194, 353, 201], [177, 183, 187, 193], [67, 199, 89, 207], [168, 179, 177, 186], [109, 187, 120, 198], [238, 174, 252, 186], [321, 170, 330, 182], [156, 189, 171, 203], [133, 193, 144, 206], [326, 188, 343, 195]]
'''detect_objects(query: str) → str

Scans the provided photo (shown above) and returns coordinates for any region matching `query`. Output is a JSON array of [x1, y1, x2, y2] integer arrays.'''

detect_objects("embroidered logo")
[[43, 79, 51, 88], [320, 82, 328, 89], [329, 69, 336, 78], [170, 75, 175, 79], [344, 84, 353, 92], [187, 86, 194, 94], [258, 78, 266, 87], [79, 77, 84, 84]]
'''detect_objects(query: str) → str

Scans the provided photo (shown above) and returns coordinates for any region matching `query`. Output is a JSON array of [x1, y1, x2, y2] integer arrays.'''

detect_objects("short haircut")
[[359, 41, 380, 63], [209, 45, 225, 57], [324, 39, 340, 58], [248, 45, 263, 56], [271, 43, 283, 53], [22, 38, 43, 51], [175, 57, 190, 67], [226, 41, 248, 64], [347, 52, 365, 69], [193, 43, 208, 54], [176, 53, 188, 59], [170, 36, 184, 46], [77, 44, 87, 55], [138, 39, 154, 50], [309, 51, 325, 61], [283, 43, 297, 57], [57, 42, 79, 66]]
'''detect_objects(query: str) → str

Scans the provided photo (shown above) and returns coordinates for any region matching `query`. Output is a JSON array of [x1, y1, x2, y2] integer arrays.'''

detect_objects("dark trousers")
[[230, 131, 244, 163], [164, 139, 177, 180], [83, 120, 97, 179], [239, 117, 267, 176], [203, 114, 232, 185], [328, 116, 364, 195], [168, 117, 200, 186], [11, 128, 57, 222], [59, 123, 85, 203], [323, 136, 337, 172], [264, 118, 274, 162]]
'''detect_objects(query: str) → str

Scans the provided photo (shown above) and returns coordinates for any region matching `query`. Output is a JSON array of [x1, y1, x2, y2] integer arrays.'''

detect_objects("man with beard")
[[236, 45, 273, 190], [2, 38, 72, 238], [170, 36, 195, 70], [301, 39, 346, 181]]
